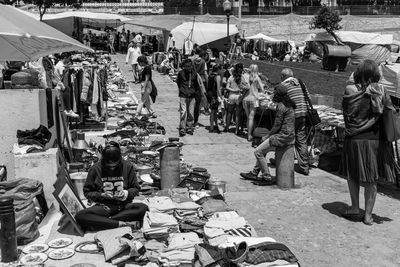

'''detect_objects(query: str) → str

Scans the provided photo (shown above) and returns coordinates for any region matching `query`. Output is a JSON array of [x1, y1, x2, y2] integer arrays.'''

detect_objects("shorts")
[[228, 93, 242, 105]]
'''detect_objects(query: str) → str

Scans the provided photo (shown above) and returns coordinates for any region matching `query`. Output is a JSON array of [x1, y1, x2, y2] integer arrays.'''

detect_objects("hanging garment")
[[80, 69, 92, 103]]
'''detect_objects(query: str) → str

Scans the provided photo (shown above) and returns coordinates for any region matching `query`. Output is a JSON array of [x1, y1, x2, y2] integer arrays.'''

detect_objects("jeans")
[[75, 203, 149, 231], [194, 92, 202, 124], [295, 117, 309, 172], [254, 138, 275, 175], [179, 97, 195, 132]]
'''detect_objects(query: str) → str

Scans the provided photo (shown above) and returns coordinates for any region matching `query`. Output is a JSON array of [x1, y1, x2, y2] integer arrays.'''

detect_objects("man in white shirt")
[[126, 42, 142, 83], [166, 33, 175, 52]]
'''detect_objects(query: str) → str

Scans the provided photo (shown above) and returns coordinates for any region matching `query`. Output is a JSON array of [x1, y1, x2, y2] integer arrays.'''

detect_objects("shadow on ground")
[[322, 201, 393, 224]]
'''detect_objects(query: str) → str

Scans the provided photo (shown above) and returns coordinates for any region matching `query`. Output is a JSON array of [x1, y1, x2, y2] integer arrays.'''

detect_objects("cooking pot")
[[207, 180, 226, 194]]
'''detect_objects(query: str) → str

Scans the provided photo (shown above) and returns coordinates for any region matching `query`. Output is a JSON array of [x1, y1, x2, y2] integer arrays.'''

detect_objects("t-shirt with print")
[[83, 160, 140, 205]]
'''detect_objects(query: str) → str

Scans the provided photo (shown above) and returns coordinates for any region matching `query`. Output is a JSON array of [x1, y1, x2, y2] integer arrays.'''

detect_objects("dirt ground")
[[113, 53, 400, 267]]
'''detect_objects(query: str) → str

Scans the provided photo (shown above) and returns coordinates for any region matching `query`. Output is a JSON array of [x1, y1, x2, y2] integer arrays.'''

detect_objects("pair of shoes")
[[240, 171, 259, 180], [294, 165, 309, 176], [179, 131, 186, 137], [64, 110, 79, 118]]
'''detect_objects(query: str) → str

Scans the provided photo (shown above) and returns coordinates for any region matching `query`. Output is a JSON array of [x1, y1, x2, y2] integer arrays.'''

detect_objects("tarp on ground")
[[171, 22, 238, 50]]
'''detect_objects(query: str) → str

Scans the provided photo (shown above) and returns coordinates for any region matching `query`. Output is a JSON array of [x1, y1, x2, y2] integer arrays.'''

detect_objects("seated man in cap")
[[75, 141, 148, 231]]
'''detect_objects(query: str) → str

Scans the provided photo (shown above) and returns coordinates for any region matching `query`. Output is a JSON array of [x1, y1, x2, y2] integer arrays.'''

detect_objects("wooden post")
[[275, 145, 294, 188]]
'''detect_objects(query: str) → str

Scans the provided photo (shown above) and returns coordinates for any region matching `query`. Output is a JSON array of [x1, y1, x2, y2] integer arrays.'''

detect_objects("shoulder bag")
[[382, 108, 400, 142], [299, 79, 321, 127]]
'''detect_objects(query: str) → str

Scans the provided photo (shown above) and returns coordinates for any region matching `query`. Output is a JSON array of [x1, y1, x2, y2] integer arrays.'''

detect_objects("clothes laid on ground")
[[17, 125, 52, 147], [142, 211, 179, 239], [144, 196, 176, 214]]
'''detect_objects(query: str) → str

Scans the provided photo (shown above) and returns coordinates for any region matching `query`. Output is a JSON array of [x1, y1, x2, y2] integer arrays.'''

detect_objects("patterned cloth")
[[245, 242, 298, 264]]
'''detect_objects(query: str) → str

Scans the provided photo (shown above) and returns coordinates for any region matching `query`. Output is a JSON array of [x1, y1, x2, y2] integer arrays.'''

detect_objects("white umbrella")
[[0, 5, 92, 61]]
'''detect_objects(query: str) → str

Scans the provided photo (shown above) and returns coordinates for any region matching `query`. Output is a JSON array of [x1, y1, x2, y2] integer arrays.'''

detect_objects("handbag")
[[382, 108, 400, 142], [253, 108, 270, 137], [299, 79, 321, 127]]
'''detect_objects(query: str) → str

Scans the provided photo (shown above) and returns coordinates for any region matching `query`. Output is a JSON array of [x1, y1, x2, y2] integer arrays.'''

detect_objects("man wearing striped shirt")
[[280, 68, 310, 175]]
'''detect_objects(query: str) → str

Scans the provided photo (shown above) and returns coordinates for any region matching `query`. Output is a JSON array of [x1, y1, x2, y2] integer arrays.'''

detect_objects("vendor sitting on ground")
[[160, 55, 176, 75], [75, 142, 148, 231]]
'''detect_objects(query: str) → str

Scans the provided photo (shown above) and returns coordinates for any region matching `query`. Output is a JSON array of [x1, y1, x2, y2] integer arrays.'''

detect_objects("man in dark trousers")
[[75, 142, 148, 231], [176, 59, 200, 137], [280, 68, 310, 175]]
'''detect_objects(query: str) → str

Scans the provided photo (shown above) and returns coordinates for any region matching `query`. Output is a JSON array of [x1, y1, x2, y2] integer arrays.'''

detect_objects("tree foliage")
[[163, 0, 200, 8], [24, 0, 80, 21], [310, 5, 342, 34]]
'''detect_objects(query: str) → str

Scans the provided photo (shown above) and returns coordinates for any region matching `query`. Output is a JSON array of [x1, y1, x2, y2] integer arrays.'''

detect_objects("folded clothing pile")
[[204, 211, 257, 247], [142, 211, 179, 240], [158, 232, 202, 267], [144, 196, 177, 214]]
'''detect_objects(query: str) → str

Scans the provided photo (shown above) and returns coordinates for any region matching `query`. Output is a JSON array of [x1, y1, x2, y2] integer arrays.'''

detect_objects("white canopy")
[[0, 5, 91, 61], [171, 22, 238, 50], [245, 33, 282, 42], [305, 31, 394, 45]]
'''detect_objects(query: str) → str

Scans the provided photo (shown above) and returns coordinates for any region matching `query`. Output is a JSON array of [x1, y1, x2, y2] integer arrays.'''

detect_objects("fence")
[[46, 4, 400, 16]]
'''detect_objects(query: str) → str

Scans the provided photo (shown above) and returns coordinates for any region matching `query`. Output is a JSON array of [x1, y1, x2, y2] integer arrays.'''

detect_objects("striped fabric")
[[281, 77, 308, 118], [224, 224, 252, 237]]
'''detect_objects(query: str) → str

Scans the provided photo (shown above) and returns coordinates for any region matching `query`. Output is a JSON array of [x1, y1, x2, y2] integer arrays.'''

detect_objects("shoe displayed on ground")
[[64, 110, 79, 118], [187, 131, 194, 135], [179, 131, 186, 137], [294, 165, 309, 176], [240, 171, 259, 180]]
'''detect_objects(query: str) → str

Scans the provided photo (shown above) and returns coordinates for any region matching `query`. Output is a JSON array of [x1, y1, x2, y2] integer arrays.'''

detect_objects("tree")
[[310, 5, 343, 44], [24, 0, 80, 21]]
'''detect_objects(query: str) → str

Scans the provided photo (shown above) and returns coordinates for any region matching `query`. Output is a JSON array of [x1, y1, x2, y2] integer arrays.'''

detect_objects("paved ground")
[[114, 54, 400, 267]]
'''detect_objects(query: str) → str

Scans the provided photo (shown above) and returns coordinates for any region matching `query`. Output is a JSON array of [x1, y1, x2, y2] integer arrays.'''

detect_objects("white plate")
[[22, 243, 49, 254], [48, 248, 75, 260], [48, 237, 73, 248], [142, 151, 158, 157], [20, 252, 48, 265]]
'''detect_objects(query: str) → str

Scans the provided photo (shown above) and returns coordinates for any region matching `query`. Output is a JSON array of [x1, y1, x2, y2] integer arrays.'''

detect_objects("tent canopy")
[[245, 33, 282, 42], [305, 31, 394, 45], [0, 5, 91, 61], [42, 11, 130, 27], [171, 22, 238, 50]]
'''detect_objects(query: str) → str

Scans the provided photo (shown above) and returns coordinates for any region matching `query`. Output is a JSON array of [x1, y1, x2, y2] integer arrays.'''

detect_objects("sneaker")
[[240, 171, 258, 180], [295, 165, 309, 176], [65, 110, 79, 118]]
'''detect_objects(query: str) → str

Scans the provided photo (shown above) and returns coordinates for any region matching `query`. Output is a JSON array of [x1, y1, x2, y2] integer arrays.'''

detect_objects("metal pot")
[[207, 180, 226, 193]]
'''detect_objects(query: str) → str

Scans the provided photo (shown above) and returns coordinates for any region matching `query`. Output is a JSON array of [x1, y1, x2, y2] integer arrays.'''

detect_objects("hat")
[[275, 84, 288, 95]]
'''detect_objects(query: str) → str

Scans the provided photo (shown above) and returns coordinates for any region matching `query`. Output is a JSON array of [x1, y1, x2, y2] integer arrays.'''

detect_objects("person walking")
[[192, 49, 208, 127], [177, 59, 200, 137], [243, 64, 263, 141], [341, 60, 399, 225], [240, 84, 296, 184], [126, 41, 142, 83], [136, 56, 155, 118], [207, 64, 222, 133], [75, 142, 149, 231], [280, 68, 310, 175], [225, 63, 249, 135]]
